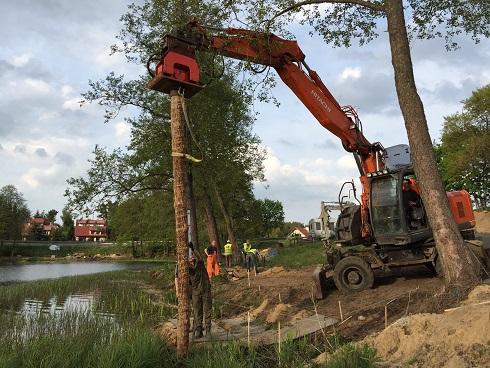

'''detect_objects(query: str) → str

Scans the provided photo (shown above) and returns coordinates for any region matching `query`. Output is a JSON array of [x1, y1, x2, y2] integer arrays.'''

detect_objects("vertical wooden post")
[[384, 305, 388, 329], [171, 91, 190, 358], [247, 311, 251, 348]]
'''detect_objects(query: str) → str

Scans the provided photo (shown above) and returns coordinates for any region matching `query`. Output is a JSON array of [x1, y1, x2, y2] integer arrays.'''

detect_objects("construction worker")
[[223, 239, 233, 268], [205, 240, 220, 278], [174, 248, 212, 338], [243, 239, 257, 275]]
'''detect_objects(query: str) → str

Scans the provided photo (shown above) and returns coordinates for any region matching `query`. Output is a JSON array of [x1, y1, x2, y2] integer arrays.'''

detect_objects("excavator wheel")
[[333, 256, 374, 293]]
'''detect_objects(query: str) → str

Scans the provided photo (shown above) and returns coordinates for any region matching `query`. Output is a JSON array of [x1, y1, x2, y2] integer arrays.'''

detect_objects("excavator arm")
[[148, 20, 384, 237]]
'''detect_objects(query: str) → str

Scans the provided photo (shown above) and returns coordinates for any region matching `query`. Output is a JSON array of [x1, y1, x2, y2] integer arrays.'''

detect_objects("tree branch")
[[273, 0, 385, 21]]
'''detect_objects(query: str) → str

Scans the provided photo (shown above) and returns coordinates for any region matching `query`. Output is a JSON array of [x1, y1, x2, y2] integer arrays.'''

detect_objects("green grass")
[[0, 241, 175, 259], [265, 242, 326, 268], [325, 343, 379, 368], [0, 249, 380, 368], [0, 264, 176, 325], [0, 243, 132, 258]]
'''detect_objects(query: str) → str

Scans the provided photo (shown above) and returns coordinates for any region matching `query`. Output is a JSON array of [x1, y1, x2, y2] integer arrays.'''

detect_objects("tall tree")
[[0, 185, 30, 241], [256, 198, 285, 237], [47, 209, 58, 223], [60, 207, 75, 241], [437, 84, 490, 210], [232, 0, 488, 286], [65, 0, 265, 358]]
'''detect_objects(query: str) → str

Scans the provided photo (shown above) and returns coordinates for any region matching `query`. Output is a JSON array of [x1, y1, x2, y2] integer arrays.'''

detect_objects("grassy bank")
[[266, 241, 326, 268], [0, 255, 378, 367], [0, 241, 175, 259]]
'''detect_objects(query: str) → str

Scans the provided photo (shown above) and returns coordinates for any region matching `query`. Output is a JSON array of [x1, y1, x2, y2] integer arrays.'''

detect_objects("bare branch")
[[273, 0, 385, 21]]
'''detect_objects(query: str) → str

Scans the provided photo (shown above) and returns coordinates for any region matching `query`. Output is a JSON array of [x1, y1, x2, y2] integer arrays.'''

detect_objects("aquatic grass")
[[0, 264, 173, 306], [0, 316, 177, 368]]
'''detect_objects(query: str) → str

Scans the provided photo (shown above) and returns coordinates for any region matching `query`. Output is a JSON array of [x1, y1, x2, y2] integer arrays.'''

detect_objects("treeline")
[[0, 185, 75, 242], [435, 84, 489, 210]]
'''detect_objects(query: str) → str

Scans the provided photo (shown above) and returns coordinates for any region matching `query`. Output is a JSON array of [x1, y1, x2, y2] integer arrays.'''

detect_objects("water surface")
[[0, 262, 152, 282]]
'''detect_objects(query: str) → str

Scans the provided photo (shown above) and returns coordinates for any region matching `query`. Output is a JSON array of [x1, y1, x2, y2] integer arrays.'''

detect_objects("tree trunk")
[[385, 0, 478, 287], [203, 191, 220, 249], [212, 182, 239, 260], [170, 91, 190, 358]]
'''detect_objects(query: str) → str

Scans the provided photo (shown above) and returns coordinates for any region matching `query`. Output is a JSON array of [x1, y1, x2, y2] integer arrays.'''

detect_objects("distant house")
[[287, 226, 310, 240], [22, 217, 58, 240], [75, 219, 108, 242]]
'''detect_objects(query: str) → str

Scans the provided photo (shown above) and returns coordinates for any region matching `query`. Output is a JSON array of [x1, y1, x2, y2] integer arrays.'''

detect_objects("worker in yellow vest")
[[243, 239, 257, 275], [223, 240, 233, 268]]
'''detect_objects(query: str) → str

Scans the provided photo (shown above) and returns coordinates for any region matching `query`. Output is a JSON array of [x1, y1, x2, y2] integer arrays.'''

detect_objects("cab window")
[[371, 176, 403, 235]]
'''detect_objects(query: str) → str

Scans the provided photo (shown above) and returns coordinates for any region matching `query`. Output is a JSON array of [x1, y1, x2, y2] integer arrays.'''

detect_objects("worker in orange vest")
[[205, 240, 220, 278]]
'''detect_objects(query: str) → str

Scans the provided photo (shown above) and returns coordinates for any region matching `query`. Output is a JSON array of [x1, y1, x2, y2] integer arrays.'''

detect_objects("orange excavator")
[[148, 20, 478, 297]]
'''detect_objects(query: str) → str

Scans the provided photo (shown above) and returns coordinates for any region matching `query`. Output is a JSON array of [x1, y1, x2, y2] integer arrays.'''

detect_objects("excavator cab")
[[369, 170, 430, 246]]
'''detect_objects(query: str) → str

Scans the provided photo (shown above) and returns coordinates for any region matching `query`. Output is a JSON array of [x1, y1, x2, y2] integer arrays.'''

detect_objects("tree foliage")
[[65, 0, 266, 244], [256, 198, 285, 236], [0, 185, 30, 241], [437, 84, 490, 209], [60, 207, 75, 241]]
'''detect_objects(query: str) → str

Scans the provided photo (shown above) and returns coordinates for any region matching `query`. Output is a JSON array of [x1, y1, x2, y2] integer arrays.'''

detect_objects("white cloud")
[[262, 147, 357, 186], [62, 97, 82, 110], [11, 53, 32, 67], [61, 84, 73, 97], [114, 121, 131, 144], [336, 155, 357, 170], [339, 67, 362, 81], [21, 173, 40, 189], [6, 78, 51, 97]]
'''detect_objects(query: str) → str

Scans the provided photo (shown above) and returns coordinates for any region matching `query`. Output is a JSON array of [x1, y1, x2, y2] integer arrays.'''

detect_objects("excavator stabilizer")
[[312, 265, 334, 299]]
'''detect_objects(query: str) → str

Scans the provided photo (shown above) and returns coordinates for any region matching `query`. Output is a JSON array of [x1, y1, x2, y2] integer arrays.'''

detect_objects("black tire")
[[333, 256, 374, 293]]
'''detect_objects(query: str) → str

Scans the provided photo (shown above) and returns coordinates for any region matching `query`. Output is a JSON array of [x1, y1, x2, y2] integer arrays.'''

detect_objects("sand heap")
[[475, 210, 490, 234], [365, 285, 490, 368]]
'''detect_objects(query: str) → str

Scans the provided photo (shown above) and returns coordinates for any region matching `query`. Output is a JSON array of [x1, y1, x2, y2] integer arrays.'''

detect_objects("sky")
[[0, 1, 488, 224]]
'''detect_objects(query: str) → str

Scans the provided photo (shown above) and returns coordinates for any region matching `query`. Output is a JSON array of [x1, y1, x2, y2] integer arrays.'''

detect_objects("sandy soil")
[[213, 264, 445, 340], [475, 211, 490, 234], [365, 284, 490, 368]]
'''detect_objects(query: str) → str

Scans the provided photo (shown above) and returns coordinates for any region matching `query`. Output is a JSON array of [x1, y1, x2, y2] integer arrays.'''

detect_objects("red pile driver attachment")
[[147, 35, 204, 98]]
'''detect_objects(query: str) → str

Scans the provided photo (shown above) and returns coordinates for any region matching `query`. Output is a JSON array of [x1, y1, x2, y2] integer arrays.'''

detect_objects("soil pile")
[[365, 285, 490, 368], [475, 211, 490, 234]]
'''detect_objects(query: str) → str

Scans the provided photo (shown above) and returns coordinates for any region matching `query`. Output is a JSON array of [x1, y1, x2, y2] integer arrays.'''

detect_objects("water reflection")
[[3, 292, 118, 343], [0, 261, 152, 282]]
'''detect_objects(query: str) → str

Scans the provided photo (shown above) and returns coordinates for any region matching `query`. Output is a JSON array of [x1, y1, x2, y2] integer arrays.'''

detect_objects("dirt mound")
[[463, 284, 490, 305], [365, 284, 490, 368], [475, 211, 490, 234], [259, 266, 286, 276], [266, 303, 290, 323], [249, 299, 269, 319]]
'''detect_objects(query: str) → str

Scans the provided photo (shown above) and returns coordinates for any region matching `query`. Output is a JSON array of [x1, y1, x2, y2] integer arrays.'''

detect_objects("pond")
[[0, 261, 155, 282]]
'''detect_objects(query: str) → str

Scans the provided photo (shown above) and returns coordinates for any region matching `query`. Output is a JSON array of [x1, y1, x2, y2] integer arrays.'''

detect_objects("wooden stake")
[[384, 305, 388, 329], [247, 270, 251, 287], [247, 311, 251, 348], [278, 321, 281, 366], [170, 91, 190, 358], [278, 293, 282, 303], [338, 300, 343, 321]]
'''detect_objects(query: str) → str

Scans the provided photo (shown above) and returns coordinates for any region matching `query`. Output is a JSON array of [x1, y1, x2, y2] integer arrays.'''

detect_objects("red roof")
[[76, 218, 107, 226], [295, 226, 309, 237], [75, 218, 107, 238]]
